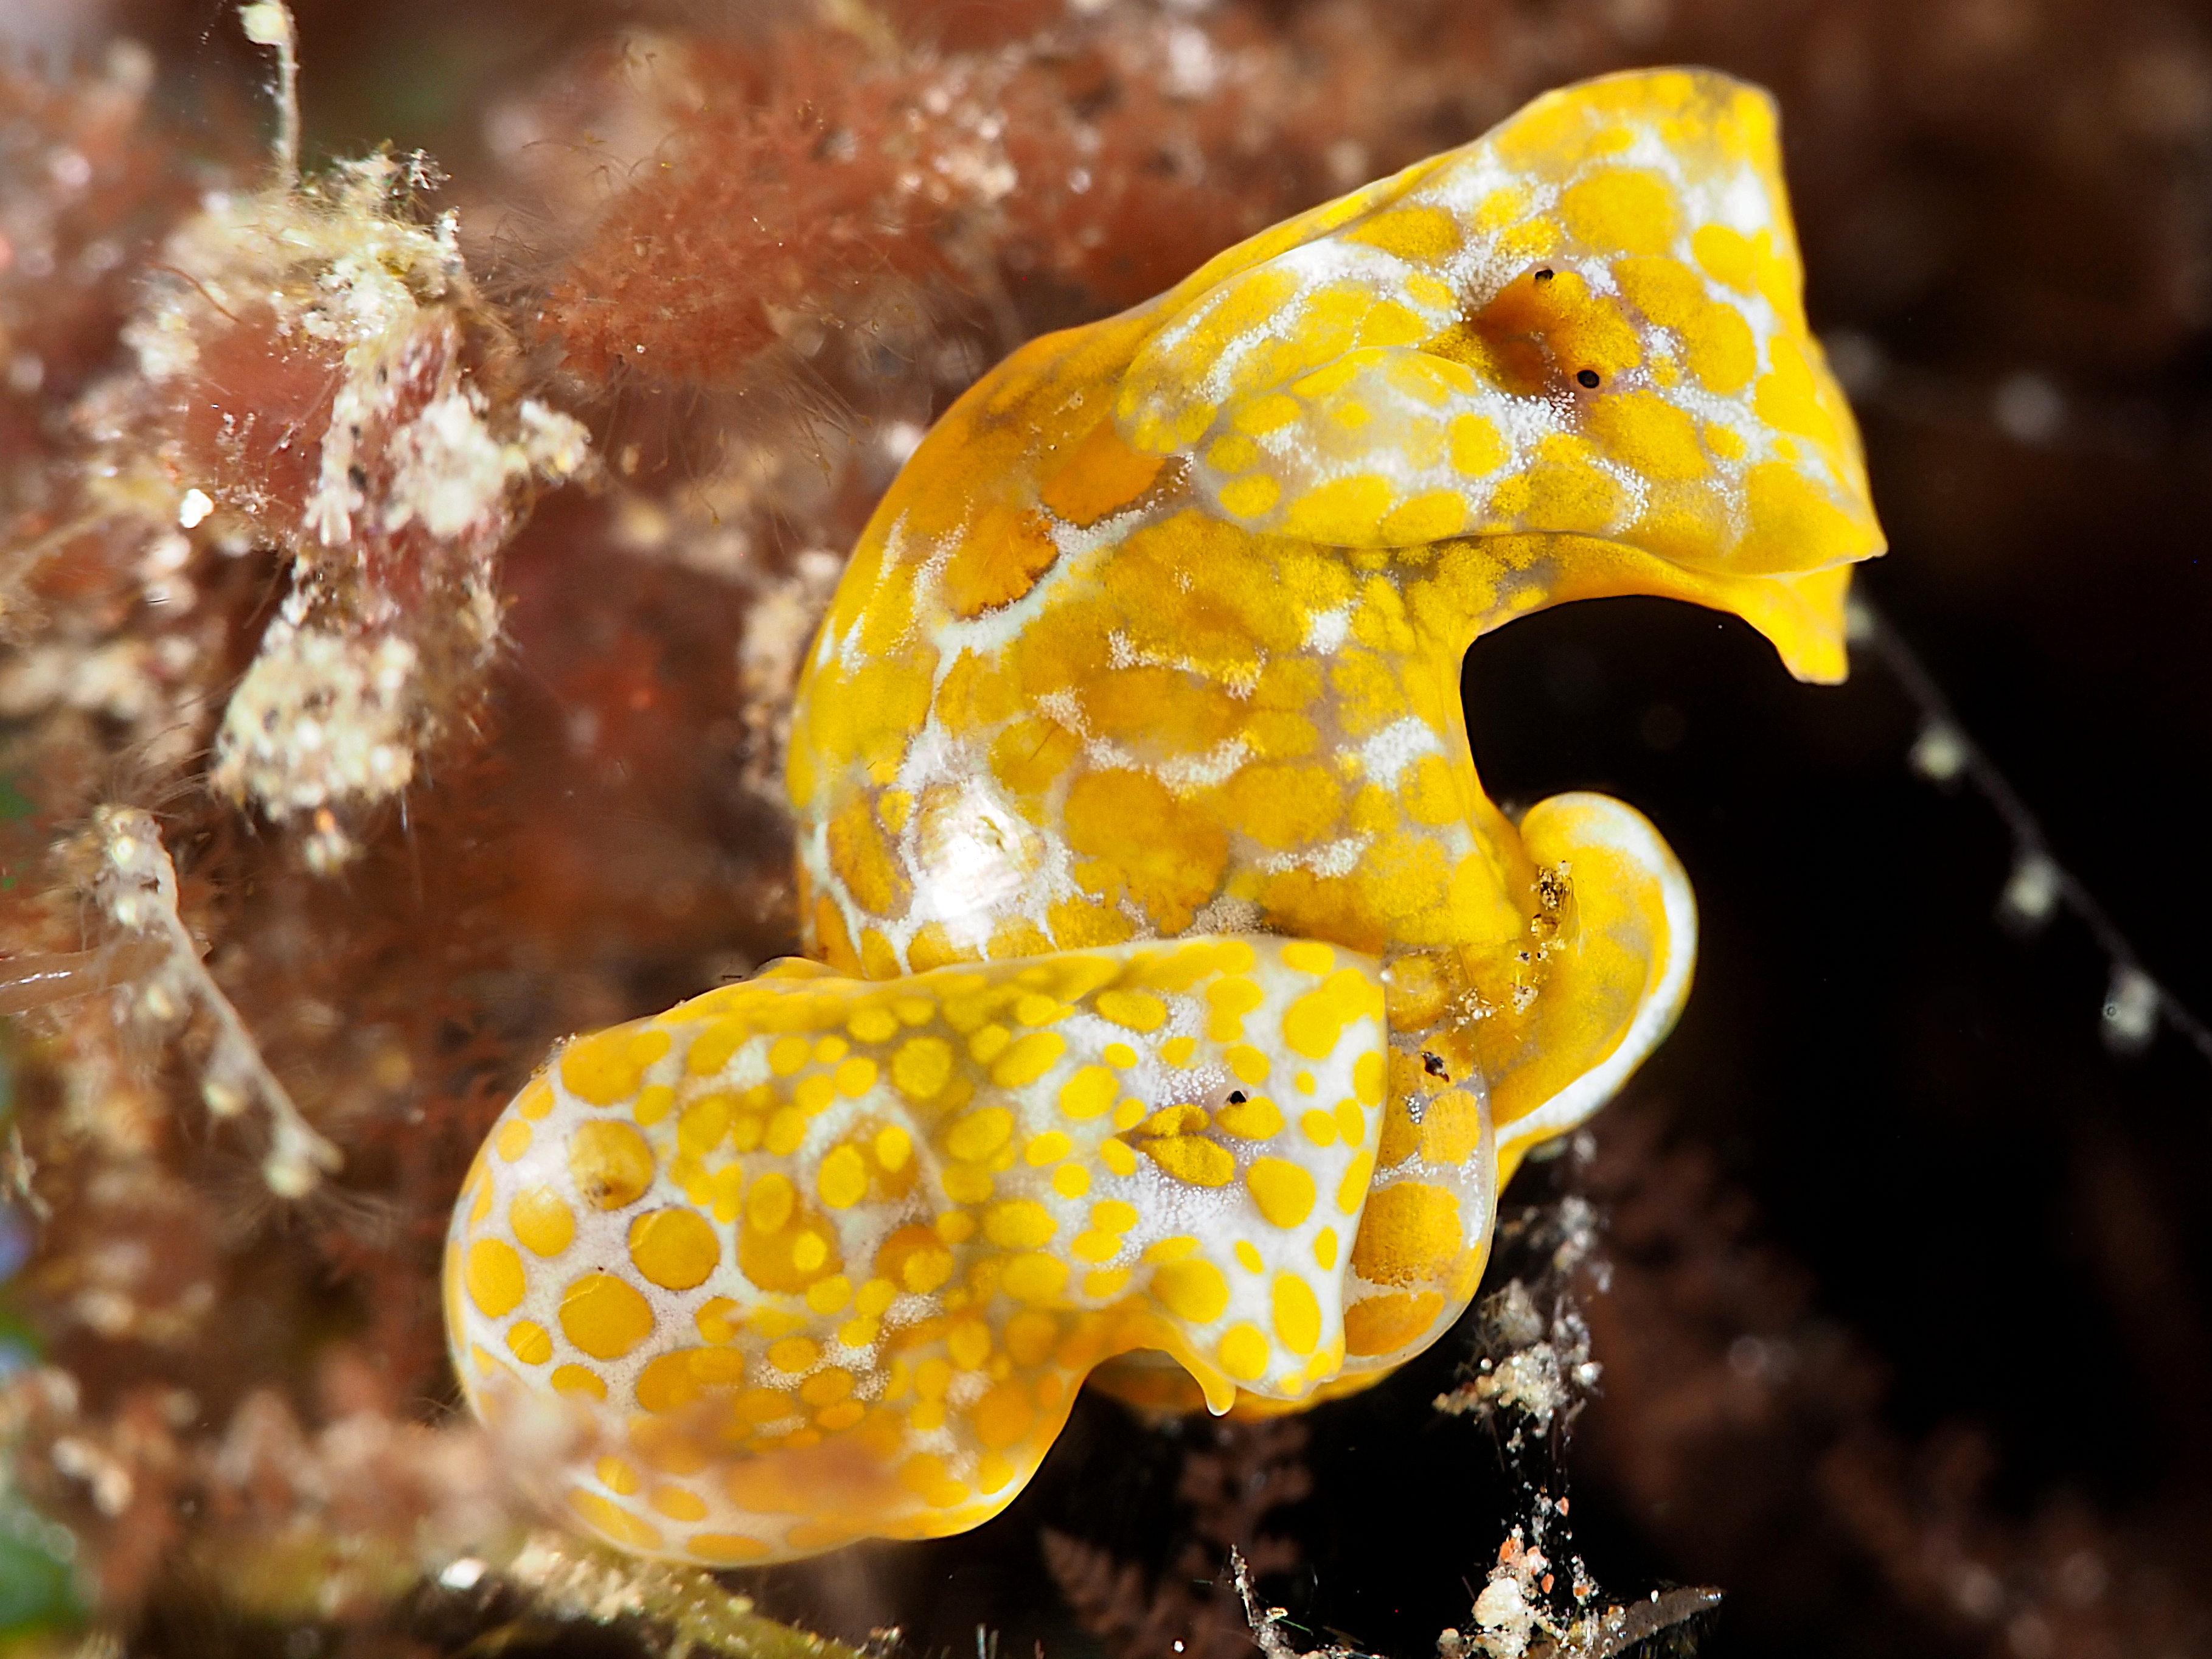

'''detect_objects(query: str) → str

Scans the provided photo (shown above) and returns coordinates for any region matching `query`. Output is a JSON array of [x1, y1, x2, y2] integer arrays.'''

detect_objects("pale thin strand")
[[237, 2, 300, 184], [1849, 595, 2212, 1069], [89, 805, 340, 1194]]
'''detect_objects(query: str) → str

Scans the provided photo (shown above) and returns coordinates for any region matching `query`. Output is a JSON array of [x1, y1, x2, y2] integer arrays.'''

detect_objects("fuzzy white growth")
[[1469, 1562, 1541, 1659], [210, 627, 421, 869], [157, 137, 586, 863], [86, 4, 591, 868], [1442, 1278, 1590, 1440], [1433, 1193, 1604, 1450], [1442, 1497, 1719, 1659]]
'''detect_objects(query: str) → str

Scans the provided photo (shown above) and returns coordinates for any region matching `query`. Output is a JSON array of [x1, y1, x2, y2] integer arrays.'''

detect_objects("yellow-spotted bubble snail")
[[445, 66, 1884, 1565]]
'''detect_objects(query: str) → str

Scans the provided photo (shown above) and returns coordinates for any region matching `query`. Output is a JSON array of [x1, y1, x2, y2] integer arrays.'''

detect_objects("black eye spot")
[[1576, 369, 1601, 389], [1422, 1051, 1449, 1079], [1226, 1090, 1248, 1105]]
